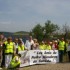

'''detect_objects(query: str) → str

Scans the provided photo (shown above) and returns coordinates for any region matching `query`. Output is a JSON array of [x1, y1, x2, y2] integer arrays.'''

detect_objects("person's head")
[[30, 36, 32, 39], [19, 41, 23, 46], [14, 38, 18, 43], [54, 40, 58, 44], [57, 39, 60, 42], [33, 38, 38, 43], [52, 40, 55, 44], [0, 34, 4, 41], [19, 38, 23, 41], [61, 38, 64, 41], [28, 36, 33, 41], [18, 38, 23, 43], [7, 37, 12, 43], [3, 37, 7, 42], [41, 41, 45, 44], [46, 40, 50, 45]]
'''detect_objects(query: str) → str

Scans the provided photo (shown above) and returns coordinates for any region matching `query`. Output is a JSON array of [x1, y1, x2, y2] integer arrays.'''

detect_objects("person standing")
[[1, 37, 7, 67], [67, 40, 70, 62], [14, 38, 19, 54], [32, 38, 39, 50], [45, 41, 52, 50], [17, 41, 25, 53], [58, 38, 65, 62], [51, 40, 58, 50], [4, 37, 15, 68], [0, 34, 4, 68], [25, 36, 34, 50], [39, 41, 46, 50]]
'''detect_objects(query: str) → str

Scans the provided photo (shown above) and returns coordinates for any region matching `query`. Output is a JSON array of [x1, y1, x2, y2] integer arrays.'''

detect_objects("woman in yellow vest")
[[4, 37, 15, 68], [45, 41, 51, 50], [17, 41, 26, 53], [8, 54, 21, 70], [39, 41, 46, 50]]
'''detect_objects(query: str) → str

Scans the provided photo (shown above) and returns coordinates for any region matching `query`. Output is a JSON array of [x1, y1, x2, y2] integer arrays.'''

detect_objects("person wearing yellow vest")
[[45, 41, 51, 50], [58, 38, 65, 62], [17, 41, 26, 53], [4, 37, 15, 68], [39, 41, 46, 50], [8, 54, 21, 70]]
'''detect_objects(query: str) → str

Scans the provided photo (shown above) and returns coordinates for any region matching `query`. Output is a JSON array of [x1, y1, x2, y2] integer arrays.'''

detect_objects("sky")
[[0, 0, 70, 32]]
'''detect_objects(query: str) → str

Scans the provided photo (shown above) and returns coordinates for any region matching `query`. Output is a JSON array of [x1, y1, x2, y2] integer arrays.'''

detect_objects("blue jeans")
[[59, 50, 64, 62]]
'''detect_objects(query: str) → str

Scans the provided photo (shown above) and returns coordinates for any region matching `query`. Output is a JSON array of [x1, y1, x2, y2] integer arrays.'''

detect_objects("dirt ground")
[[20, 63, 70, 70]]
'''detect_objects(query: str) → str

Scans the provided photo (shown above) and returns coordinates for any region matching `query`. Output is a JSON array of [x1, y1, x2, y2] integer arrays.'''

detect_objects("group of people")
[[0, 34, 70, 69]]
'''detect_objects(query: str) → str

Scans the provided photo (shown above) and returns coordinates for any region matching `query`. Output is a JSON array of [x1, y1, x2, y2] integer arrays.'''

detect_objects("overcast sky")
[[0, 0, 70, 32]]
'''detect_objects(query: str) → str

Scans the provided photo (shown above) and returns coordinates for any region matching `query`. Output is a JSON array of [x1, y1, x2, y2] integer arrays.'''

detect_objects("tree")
[[32, 24, 43, 41], [63, 23, 70, 40], [31, 20, 59, 41], [44, 20, 59, 39]]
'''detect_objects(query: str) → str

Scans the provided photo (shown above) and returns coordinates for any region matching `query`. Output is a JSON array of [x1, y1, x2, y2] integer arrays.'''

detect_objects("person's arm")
[[13, 43, 16, 54], [15, 56, 19, 62]]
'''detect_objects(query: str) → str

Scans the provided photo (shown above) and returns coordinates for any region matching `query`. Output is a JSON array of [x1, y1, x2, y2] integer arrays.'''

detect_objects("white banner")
[[18, 50, 30, 67], [30, 50, 59, 65], [19, 50, 59, 67]]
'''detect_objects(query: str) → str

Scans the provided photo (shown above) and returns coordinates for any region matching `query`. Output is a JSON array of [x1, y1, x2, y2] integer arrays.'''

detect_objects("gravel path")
[[20, 63, 70, 70]]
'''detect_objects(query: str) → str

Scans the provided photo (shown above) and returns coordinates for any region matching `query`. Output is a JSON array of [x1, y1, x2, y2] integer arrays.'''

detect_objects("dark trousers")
[[59, 50, 64, 62], [1, 51, 5, 67], [68, 51, 70, 62]]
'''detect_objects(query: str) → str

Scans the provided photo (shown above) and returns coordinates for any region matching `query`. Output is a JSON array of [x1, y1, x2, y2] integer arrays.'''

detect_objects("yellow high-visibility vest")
[[45, 45, 51, 50], [4, 41, 8, 45], [65, 42, 68, 49], [18, 45, 25, 51], [10, 56, 20, 68], [5, 42, 14, 54], [58, 41, 65, 50], [39, 44, 46, 50]]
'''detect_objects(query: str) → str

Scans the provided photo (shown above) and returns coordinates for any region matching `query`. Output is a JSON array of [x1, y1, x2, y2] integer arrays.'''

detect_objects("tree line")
[[30, 20, 70, 41]]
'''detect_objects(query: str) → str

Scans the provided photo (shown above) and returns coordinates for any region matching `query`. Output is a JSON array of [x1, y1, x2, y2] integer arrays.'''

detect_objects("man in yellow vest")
[[58, 38, 65, 62], [4, 37, 15, 68], [8, 54, 21, 70]]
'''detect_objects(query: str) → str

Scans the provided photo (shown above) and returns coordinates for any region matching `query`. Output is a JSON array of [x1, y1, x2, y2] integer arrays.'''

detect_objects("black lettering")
[[33, 60, 37, 63], [37, 52, 42, 54], [39, 60, 51, 62], [53, 52, 57, 54], [44, 51, 51, 54], [42, 56, 57, 58], [31, 56, 41, 59]]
